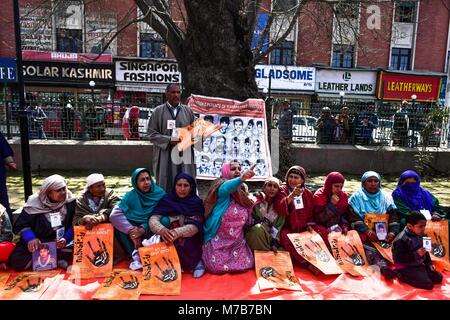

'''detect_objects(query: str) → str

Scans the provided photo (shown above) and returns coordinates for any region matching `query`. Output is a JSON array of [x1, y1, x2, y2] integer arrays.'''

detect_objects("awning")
[[115, 82, 166, 93]]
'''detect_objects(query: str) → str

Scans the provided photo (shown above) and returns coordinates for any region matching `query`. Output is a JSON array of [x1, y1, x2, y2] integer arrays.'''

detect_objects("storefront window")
[[270, 40, 294, 65], [332, 45, 354, 68], [390, 47, 411, 70], [140, 33, 166, 58], [395, 1, 417, 23]]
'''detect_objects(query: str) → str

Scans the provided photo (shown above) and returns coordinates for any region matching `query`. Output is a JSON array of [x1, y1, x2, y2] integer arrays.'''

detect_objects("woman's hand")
[[386, 232, 396, 243], [160, 228, 176, 243], [366, 230, 378, 243], [431, 214, 442, 221], [330, 194, 340, 205], [56, 238, 67, 249], [79, 215, 99, 230], [27, 239, 41, 253], [241, 164, 256, 182]]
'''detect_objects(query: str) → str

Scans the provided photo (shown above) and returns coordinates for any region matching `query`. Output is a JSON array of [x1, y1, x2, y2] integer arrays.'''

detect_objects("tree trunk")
[[177, 1, 260, 101]]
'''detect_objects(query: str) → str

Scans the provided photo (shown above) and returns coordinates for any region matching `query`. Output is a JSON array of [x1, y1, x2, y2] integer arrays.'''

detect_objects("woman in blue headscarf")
[[392, 170, 446, 228], [150, 173, 205, 277], [348, 171, 399, 279], [110, 168, 165, 258]]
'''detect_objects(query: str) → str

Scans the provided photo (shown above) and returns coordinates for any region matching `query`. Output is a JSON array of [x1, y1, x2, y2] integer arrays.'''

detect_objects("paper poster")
[[425, 220, 450, 271], [254, 250, 303, 291], [287, 231, 343, 275], [93, 269, 142, 300], [32, 242, 57, 272], [0, 271, 59, 300], [188, 94, 272, 180], [0, 274, 10, 290], [364, 213, 389, 231], [139, 242, 181, 295], [372, 241, 394, 264], [328, 230, 370, 277], [71, 224, 114, 279]]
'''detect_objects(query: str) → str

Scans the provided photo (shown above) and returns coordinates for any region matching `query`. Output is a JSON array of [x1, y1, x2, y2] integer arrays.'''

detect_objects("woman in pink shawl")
[[312, 172, 350, 246]]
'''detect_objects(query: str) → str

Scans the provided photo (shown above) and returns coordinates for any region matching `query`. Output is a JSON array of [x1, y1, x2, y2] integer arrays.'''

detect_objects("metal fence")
[[1, 98, 449, 149]]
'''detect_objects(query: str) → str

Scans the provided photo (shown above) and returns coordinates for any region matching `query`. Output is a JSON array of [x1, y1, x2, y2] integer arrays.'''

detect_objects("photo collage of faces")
[[195, 115, 269, 178]]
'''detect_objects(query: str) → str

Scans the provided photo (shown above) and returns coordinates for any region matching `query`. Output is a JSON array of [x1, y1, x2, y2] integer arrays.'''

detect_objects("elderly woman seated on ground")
[[149, 173, 205, 278], [74, 173, 120, 230], [392, 170, 447, 228], [348, 171, 399, 279], [109, 168, 165, 260], [8, 175, 76, 271], [245, 176, 285, 252]]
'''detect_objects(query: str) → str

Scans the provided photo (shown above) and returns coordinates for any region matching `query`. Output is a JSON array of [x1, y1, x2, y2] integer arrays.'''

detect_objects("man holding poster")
[[148, 84, 196, 192]]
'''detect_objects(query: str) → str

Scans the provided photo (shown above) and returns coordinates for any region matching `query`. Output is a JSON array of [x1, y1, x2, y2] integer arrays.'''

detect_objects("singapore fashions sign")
[[115, 60, 181, 84]]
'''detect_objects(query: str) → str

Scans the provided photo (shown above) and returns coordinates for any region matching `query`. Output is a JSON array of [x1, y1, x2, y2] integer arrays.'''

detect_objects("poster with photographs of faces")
[[188, 95, 272, 181]]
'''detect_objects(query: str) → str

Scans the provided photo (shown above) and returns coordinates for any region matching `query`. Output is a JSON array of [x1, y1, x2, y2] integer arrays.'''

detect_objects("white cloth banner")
[[188, 94, 272, 181]]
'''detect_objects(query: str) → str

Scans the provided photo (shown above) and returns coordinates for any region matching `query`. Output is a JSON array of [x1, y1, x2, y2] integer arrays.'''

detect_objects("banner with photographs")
[[287, 231, 343, 275], [139, 242, 181, 295], [363, 213, 394, 260], [425, 220, 450, 271], [188, 94, 272, 180], [0, 271, 60, 300], [254, 250, 302, 292], [71, 224, 114, 279], [93, 269, 142, 300], [328, 230, 370, 277]]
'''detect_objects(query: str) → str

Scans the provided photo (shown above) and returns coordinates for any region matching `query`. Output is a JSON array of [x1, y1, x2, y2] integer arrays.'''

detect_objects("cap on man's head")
[[402, 100, 408, 105], [322, 107, 331, 112]]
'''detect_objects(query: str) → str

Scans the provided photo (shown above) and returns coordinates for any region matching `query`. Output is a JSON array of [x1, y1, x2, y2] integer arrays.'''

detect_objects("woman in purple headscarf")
[[150, 173, 205, 277], [392, 170, 446, 228]]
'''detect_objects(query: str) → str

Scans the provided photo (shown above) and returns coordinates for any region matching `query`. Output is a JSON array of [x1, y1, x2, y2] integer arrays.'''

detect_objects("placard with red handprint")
[[139, 242, 181, 295], [93, 269, 142, 300], [0, 271, 59, 300], [328, 230, 370, 277], [425, 220, 450, 271], [254, 250, 303, 292], [287, 230, 343, 275], [71, 224, 114, 279]]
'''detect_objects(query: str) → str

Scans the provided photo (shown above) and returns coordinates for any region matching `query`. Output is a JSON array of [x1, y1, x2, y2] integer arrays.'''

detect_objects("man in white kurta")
[[147, 84, 196, 192]]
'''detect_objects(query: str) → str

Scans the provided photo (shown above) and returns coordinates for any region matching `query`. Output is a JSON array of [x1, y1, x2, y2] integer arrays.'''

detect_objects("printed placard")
[[93, 269, 143, 300], [328, 230, 370, 277], [425, 220, 450, 271], [139, 242, 181, 295], [32, 242, 57, 272], [71, 224, 114, 279], [254, 250, 303, 291], [0, 271, 59, 300], [287, 231, 343, 275]]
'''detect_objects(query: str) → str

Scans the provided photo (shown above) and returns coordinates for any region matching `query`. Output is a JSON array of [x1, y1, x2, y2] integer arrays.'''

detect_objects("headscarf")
[[349, 171, 396, 220], [284, 166, 306, 189], [204, 161, 254, 218], [118, 168, 166, 224], [24, 174, 76, 220], [83, 173, 105, 193], [313, 172, 348, 214], [151, 173, 204, 229], [392, 170, 434, 212]]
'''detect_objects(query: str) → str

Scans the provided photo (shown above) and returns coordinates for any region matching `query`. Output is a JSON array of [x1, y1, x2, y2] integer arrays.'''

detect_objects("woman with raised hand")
[[202, 160, 255, 274]]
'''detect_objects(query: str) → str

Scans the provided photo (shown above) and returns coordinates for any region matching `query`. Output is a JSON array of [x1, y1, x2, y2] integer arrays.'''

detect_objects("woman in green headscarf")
[[110, 168, 166, 258]]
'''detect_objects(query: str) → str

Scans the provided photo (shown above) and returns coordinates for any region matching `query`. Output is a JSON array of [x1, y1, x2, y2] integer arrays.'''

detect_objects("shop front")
[[114, 58, 181, 108], [0, 58, 17, 124], [255, 64, 316, 116], [315, 68, 377, 109]]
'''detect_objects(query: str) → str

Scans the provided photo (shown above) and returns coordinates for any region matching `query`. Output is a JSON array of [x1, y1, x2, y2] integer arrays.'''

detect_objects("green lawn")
[[5, 170, 450, 211]]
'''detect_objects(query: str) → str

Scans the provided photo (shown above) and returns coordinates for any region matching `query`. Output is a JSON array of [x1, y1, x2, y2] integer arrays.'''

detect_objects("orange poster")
[[364, 213, 389, 231], [254, 250, 303, 292], [425, 220, 450, 271], [0, 273, 10, 290], [287, 231, 343, 275], [328, 230, 370, 277], [364, 213, 393, 262], [71, 224, 114, 279], [93, 269, 143, 300], [372, 241, 394, 264], [139, 242, 181, 295], [0, 271, 59, 300]]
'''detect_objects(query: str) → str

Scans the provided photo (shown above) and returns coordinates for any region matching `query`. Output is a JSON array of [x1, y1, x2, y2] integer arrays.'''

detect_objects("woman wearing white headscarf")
[[8, 175, 76, 271], [74, 173, 120, 230]]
